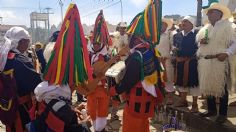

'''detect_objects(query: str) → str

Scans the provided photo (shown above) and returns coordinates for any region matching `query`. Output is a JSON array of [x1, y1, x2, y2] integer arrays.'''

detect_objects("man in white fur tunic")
[[196, 2, 236, 123]]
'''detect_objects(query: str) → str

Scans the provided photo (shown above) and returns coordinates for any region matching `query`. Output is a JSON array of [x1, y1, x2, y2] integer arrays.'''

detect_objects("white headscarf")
[[0, 27, 30, 71], [34, 81, 71, 103], [43, 42, 56, 63]]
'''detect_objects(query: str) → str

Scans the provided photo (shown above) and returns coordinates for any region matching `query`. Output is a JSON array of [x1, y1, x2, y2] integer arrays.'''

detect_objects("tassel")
[[43, 4, 92, 87]]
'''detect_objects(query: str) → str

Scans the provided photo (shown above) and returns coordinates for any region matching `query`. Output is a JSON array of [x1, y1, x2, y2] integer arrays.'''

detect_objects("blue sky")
[[0, 0, 209, 27]]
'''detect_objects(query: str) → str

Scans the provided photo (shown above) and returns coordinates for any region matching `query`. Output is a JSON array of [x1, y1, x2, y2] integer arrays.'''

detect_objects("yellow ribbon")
[[55, 20, 70, 84]]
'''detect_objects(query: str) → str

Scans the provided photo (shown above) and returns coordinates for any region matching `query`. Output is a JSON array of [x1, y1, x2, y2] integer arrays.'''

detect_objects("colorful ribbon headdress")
[[127, 0, 162, 46], [92, 10, 112, 47], [43, 4, 92, 86]]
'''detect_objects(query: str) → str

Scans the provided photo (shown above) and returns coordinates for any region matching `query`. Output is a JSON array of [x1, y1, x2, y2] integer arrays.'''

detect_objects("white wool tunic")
[[196, 20, 236, 97]]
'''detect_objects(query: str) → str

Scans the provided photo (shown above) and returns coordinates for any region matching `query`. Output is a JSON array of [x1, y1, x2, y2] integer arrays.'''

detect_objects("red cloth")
[[87, 86, 109, 120], [109, 86, 116, 96], [123, 106, 149, 132]]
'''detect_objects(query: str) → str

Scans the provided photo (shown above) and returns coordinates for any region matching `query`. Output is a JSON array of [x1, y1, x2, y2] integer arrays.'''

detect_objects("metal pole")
[[45, 7, 52, 38], [120, 0, 123, 22], [0, 17, 2, 25], [196, 0, 202, 27], [59, 0, 64, 23]]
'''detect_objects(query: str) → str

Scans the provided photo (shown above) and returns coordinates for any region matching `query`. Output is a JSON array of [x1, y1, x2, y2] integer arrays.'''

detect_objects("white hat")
[[5, 27, 30, 50], [34, 81, 71, 102], [183, 16, 196, 26], [162, 18, 173, 30], [119, 22, 127, 27], [203, 3, 231, 20]]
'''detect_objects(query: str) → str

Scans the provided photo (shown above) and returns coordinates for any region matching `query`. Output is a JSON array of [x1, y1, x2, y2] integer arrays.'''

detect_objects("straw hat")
[[35, 42, 44, 48], [162, 18, 173, 29], [203, 3, 231, 20]]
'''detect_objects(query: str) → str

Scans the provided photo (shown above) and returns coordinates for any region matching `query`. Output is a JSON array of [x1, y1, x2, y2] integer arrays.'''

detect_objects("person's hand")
[[72, 84, 89, 96], [114, 54, 121, 61], [216, 53, 228, 61], [200, 38, 208, 45], [172, 47, 179, 52]]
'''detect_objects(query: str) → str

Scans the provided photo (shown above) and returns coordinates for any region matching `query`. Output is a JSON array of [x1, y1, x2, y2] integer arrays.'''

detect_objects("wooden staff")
[[30, 47, 41, 73]]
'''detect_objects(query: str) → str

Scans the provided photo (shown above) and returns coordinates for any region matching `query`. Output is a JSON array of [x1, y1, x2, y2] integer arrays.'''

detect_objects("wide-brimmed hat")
[[203, 3, 231, 20], [119, 22, 127, 28], [162, 18, 173, 30], [35, 42, 44, 48]]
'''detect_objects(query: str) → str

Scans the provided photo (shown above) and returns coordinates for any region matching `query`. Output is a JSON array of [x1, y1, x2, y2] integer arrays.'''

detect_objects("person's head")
[[92, 42, 103, 52], [161, 22, 168, 33], [0, 27, 30, 71], [128, 34, 143, 49], [50, 31, 60, 42], [17, 39, 30, 53], [207, 9, 223, 24], [161, 18, 173, 33], [182, 16, 195, 32], [34, 81, 71, 102], [203, 3, 231, 25], [35, 42, 44, 50], [119, 22, 127, 35], [5, 26, 31, 53]]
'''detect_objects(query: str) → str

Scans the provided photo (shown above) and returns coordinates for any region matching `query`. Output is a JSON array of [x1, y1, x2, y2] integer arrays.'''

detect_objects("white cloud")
[[129, 0, 147, 7], [0, 10, 17, 19], [0, 10, 26, 25]]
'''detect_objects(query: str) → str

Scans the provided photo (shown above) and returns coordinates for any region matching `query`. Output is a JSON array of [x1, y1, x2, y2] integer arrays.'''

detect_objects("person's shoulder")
[[173, 31, 183, 40], [13, 52, 31, 65], [125, 52, 141, 63], [174, 31, 182, 37]]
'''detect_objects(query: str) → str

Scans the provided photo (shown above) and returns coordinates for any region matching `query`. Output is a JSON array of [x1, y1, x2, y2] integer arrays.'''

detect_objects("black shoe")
[[215, 115, 227, 124], [199, 111, 217, 117]]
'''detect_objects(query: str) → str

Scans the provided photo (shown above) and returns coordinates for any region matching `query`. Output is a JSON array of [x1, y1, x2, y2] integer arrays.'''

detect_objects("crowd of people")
[[0, 1, 236, 132]]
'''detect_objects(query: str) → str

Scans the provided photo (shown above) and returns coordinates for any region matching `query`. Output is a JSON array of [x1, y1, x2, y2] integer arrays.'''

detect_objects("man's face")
[[182, 19, 193, 31], [92, 42, 102, 52], [35, 45, 42, 50], [119, 27, 126, 35], [161, 22, 168, 33], [207, 9, 223, 24], [17, 39, 30, 53]]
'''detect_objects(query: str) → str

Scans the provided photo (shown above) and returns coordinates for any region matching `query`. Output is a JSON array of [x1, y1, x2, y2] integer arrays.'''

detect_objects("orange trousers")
[[122, 106, 149, 132], [87, 86, 109, 120]]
